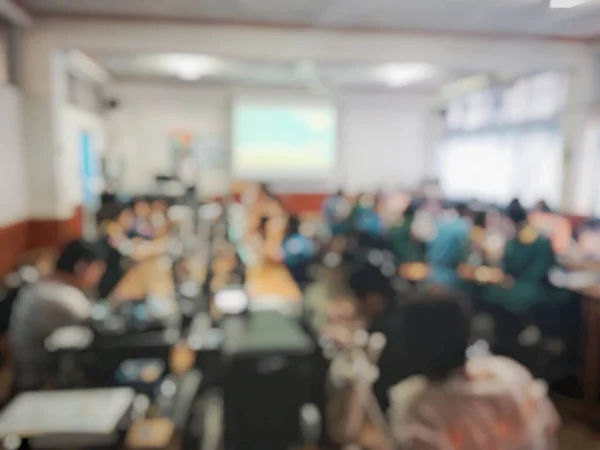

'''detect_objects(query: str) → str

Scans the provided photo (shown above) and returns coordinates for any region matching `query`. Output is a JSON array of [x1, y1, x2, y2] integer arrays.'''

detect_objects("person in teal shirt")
[[281, 215, 315, 286], [426, 203, 471, 290], [352, 193, 385, 237], [322, 190, 351, 236]]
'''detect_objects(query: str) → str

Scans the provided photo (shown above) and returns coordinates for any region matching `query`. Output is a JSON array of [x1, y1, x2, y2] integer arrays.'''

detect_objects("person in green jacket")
[[485, 199, 556, 315], [388, 200, 425, 264]]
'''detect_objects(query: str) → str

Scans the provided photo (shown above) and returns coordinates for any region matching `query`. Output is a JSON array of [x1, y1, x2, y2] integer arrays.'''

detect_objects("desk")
[[246, 262, 301, 300], [577, 286, 600, 405]]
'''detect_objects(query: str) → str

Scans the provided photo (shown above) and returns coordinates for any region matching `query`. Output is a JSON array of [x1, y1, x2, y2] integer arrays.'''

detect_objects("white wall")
[[20, 49, 108, 220], [338, 93, 436, 193], [107, 82, 436, 194], [0, 86, 27, 226], [107, 83, 229, 194], [18, 19, 599, 212], [0, 34, 8, 87]]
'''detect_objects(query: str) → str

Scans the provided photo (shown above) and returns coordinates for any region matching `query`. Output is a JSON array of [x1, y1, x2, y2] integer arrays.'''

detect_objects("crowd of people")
[[0, 182, 587, 449], [267, 187, 581, 449], [6, 193, 175, 393]]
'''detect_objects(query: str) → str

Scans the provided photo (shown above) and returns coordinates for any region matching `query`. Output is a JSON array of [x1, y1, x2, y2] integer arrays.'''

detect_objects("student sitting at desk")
[[426, 203, 471, 291], [342, 254, 416, 413], [485, 199, 556, 316], [10, 240, 106, 391], [131, 197, 155, 240], [389, 354, 559, 450], [352, 193, 385, 237], [323, 189, 352, 236], [279, 215, 315, 286], [388, 200, 425, 264], [327, 270, 471, 447], [149, 197, 170, 237]]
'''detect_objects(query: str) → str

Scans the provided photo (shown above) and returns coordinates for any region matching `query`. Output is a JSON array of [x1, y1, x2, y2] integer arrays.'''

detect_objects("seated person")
[[466, 209, 487, 265], [10, 240, 106, 391], [279, 215, 315, 286], [388, 200, 425, 265], [104, 203, 136, 242], [389, 354, 559, 449], [426, 203, 471, 291], [534, 199, 552, 213], [132, 197, 155, 240], [255, 184, 284, 229], [149, 198, 170, 237], [327, 281, 472, 447], [343, 254, 466, 413], [322, 189, 352, 236], [484, 199, 556, 316], [351, 193, 385, 237], [105, 204, 167, 259], [328, 286, 560, 450]]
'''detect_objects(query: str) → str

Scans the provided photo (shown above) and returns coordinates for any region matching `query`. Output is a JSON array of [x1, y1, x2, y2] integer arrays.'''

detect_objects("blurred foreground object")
[[389, 355, 559, 450]]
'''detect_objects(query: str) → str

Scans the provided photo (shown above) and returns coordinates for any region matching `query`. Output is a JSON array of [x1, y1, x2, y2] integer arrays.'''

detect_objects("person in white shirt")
[[10, 240, 106, 391]]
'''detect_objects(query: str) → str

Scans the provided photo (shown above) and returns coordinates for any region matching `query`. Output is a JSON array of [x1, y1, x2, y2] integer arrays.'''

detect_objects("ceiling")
[[91, 52, 475, 93], [20, 0, 600, 38]]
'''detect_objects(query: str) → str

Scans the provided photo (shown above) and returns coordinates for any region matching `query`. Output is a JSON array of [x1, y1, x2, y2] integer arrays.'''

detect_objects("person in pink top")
[[388, 355, 560, 450]]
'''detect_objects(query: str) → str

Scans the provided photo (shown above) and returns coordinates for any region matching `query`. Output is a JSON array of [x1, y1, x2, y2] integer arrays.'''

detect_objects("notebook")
[[0, 388, 135, 447]]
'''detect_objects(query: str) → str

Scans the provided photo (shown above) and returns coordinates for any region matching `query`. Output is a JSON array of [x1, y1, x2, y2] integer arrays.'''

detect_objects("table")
[[577, 286, 600, 405], [246, 262, 301, 300]]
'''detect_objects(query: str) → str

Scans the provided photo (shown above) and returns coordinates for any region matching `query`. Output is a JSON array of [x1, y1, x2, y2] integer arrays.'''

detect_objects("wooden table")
[[246, 262, 301, 300]]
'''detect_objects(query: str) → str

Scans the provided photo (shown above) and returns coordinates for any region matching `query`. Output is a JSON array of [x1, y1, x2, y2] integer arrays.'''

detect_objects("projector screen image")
[[232, 100, 337, 181]]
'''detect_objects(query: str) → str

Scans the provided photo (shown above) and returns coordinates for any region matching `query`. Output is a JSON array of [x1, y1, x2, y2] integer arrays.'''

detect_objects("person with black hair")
[[425, 202, 471, 291], [279, 215, 315, 286], [326, 285, 474, 448], [534, 199, 552, 213], [351, 193, 385, 237], [388, 200, 425, 265], [344, 252, 410, 412], [131, 197, 154, 240], [388, 354, 559, 450], [10, 239, 106, 390], [464, 209, 488, 265], [322, 189, 352, 236], [485, 199, 556, 315], [149, 197, 170, 237]]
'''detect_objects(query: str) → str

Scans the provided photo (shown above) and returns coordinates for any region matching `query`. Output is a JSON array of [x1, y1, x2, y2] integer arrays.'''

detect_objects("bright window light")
[[549, 0, 589, 8], [376, 63, 438, 88]]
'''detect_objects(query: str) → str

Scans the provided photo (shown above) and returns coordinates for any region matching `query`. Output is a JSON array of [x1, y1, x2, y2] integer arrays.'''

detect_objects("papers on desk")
[[0, 388, 135, 447], [249, 296, 302, 317], [45, 326, 94, 351], [549, 267, 600, 290]]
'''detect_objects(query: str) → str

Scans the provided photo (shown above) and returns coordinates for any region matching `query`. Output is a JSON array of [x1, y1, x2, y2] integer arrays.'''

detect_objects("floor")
[[559, 423, 597, 449]]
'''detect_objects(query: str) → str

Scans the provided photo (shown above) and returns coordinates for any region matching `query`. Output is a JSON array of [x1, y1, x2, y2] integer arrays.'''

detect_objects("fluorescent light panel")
[[157, 53, 219, 81], [376, 63, 438, 88]]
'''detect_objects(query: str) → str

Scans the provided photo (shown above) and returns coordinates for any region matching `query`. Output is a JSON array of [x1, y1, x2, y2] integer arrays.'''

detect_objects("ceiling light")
[[376, 63, 438, 88], [549, 0, 589, 8], [158, 54, 218, 81]]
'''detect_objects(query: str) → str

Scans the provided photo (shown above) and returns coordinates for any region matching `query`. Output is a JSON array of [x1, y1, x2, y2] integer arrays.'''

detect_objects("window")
[[439, 72, 567, 208]]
